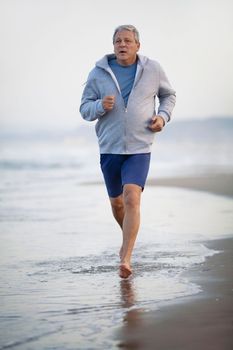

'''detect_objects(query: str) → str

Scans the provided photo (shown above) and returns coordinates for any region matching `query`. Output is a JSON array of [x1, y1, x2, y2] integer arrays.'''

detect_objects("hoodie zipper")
[[106, 66, 144, 152], [124, 65, 143, 112]]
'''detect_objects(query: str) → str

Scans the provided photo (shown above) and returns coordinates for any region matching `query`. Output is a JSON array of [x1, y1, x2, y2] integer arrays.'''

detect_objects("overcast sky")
[[0, 0, 233, 131]]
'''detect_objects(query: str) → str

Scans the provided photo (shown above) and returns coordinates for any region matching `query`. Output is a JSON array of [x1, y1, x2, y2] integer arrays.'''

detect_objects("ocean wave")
[[0, 327, 63, 350], [27, 243, 213, 279], [0, 159, 83, 171]]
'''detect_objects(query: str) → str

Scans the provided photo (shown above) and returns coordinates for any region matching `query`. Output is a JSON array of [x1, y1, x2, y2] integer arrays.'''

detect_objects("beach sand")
[[116, 175, 233, 350]]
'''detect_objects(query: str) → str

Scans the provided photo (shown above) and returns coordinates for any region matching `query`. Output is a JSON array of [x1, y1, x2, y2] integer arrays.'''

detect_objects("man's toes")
[[119, 264, 132, 279]]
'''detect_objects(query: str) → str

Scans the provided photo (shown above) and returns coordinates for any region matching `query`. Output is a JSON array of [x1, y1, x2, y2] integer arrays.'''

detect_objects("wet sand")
[[117, 238, 233, 350], [116, 174, 233, 350]]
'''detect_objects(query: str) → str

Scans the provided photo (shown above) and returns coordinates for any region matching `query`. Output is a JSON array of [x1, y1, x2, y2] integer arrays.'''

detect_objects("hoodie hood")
[[96, 54, 149, 70]]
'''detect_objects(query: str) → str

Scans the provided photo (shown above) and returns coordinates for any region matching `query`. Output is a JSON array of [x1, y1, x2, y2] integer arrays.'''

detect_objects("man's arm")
[[157, 64, 176, 124], [79, 75, 116, 121], [79, 79, 106, 121], [149, 64, 176, 133]]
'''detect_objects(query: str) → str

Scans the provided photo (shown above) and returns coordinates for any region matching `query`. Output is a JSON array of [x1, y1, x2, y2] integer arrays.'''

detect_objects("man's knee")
[[123, 184, 141, 209], [110, 195, 124, 212]]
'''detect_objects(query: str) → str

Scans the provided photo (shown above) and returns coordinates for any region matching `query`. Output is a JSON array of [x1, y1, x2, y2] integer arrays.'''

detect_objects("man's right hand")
[[102, 95, 115, 111]]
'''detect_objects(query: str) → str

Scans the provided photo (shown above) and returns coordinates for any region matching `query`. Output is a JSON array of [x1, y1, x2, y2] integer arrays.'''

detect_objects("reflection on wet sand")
[[118, 279, 145, 349], [120, 279, 136, 309]]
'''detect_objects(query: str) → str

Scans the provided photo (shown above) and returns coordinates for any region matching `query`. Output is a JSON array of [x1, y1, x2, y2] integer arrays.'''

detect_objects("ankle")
[[120, 258, 131, 267]]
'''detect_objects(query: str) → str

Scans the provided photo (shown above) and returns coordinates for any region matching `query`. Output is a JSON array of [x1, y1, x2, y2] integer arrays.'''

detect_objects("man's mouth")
[[119, 50, 127, 54]]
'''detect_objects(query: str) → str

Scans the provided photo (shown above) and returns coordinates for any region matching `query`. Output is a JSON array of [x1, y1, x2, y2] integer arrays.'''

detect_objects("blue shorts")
[[100, 153, 151, 198]]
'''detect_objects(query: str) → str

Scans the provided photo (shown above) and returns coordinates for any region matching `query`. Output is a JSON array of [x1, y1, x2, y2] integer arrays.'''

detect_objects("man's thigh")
[[100, 154, 125, 198], [121, 153, 151, 190], [100, 153, 151, 198]]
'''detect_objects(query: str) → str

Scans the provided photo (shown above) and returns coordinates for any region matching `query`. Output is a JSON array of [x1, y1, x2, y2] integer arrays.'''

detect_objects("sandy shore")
[[147, 173, 233, 197], [117, 238, 233, 350]]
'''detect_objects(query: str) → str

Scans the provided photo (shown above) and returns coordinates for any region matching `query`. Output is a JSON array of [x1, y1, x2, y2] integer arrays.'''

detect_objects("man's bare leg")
[[110, 184, 142, 278], [120, 184, 141, 278], [110, 194, 125, 229], [110, 195, 125, 258]]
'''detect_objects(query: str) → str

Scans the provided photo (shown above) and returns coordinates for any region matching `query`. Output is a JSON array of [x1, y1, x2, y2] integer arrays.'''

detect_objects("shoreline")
[[147, 173, 233, 198], [117, 237, 233, 350]]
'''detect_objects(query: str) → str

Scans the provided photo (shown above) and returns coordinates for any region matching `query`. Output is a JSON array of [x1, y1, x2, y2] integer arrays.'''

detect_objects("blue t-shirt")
[[108, 57, 137, 107]]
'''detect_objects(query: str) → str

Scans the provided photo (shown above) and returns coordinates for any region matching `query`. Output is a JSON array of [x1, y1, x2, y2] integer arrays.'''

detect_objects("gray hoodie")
[[80, 54, 176, 154]]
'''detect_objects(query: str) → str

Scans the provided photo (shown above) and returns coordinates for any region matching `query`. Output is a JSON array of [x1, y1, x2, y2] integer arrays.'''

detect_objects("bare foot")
[[119, 263, 132, 279]]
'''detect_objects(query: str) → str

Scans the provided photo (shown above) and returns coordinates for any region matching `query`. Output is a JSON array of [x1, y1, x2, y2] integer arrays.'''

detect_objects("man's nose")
[[119, 41, 126, 46]]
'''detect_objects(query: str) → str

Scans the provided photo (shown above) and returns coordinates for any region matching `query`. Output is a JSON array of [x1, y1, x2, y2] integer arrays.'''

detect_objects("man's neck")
[[116, 56, 137, 66]]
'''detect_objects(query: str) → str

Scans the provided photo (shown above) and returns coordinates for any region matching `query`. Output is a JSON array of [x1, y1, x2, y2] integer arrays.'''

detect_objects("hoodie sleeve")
[[79, 75, 106, 122], [157, 64, 176, 124]]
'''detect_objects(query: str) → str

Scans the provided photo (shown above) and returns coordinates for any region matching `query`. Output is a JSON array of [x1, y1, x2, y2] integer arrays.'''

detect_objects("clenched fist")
[[102, 95, 115, 111], [148, 115, 165, 132]]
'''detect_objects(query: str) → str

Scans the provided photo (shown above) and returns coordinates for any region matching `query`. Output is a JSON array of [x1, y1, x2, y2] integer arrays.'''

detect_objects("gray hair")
[[113, 25, 140, 43]]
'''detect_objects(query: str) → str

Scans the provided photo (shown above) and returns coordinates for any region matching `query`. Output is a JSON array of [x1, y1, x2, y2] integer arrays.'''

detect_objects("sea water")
[[0, 123, 233, 349]]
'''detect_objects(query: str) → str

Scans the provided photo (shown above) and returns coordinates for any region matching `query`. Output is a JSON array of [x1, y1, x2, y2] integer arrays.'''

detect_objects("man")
[[80, 25, 176, 279]]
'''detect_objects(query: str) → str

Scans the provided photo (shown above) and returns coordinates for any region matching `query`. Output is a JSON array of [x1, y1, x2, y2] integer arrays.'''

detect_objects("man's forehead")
[[115, 30, 134, 38]]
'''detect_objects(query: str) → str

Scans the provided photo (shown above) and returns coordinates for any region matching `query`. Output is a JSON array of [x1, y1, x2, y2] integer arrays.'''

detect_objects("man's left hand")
[[148, 115, 165, 132]]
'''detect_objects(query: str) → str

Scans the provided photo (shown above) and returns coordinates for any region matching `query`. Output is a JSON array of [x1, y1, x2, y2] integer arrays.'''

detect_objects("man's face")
[[114, 30, 140, 66]]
